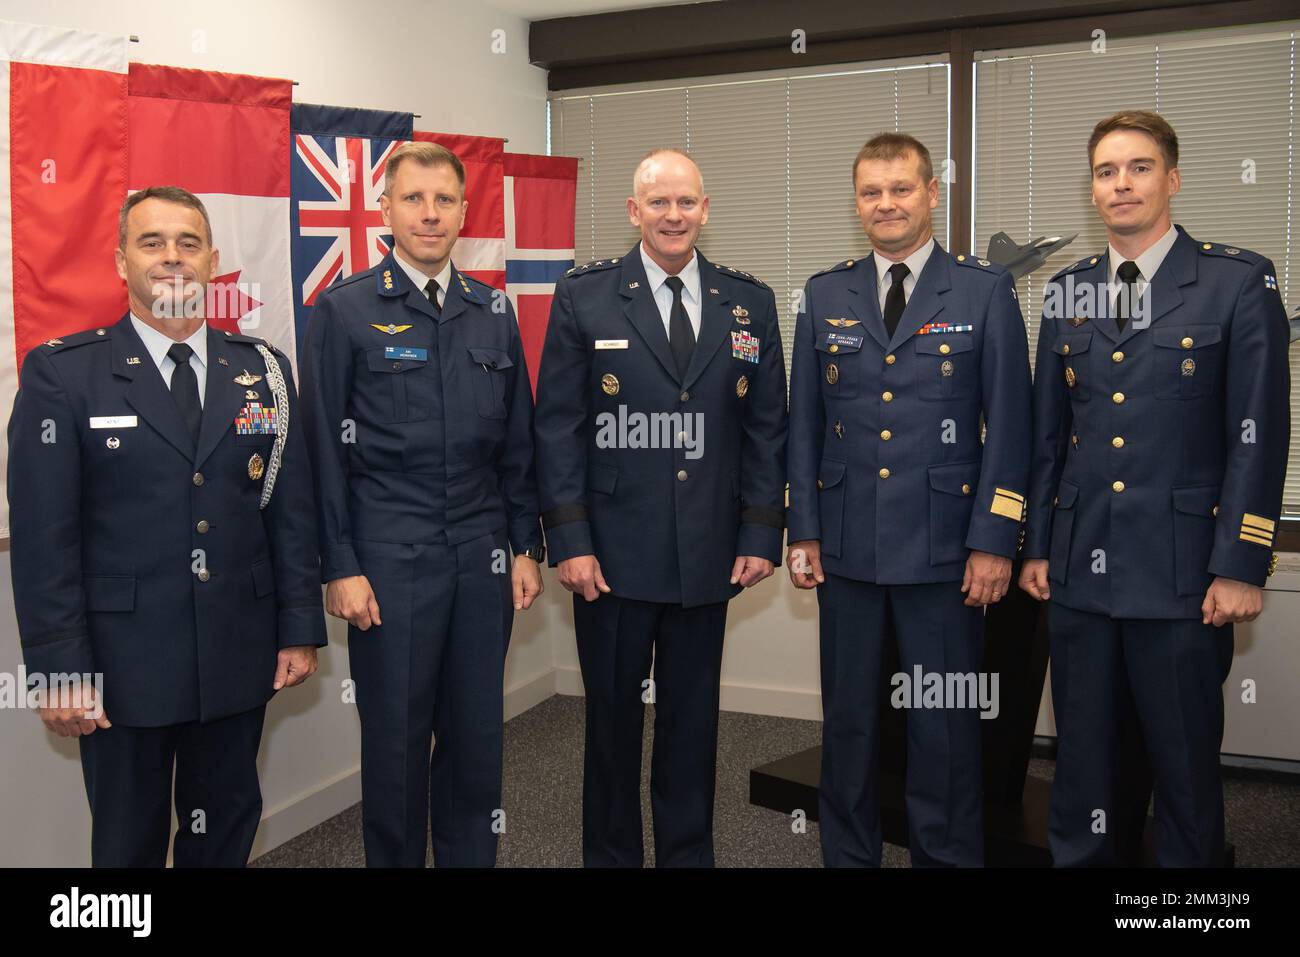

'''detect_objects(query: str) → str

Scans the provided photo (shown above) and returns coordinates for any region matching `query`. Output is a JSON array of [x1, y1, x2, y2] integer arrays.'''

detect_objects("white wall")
[[0, 0, 552, 867]]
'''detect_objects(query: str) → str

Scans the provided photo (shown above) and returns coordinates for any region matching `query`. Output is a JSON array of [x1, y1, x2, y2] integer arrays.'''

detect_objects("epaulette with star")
[[953, 253, 1005, 273], [1196, 240, 1263, 266], [221, 329, 290, 357], [564, 257, 624, 278], [715, 263, 770, 289], [811, 258, 859, 278], [1050, 253, 1104, 282]]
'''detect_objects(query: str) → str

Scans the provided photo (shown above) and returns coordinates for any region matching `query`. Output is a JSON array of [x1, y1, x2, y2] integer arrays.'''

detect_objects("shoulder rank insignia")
[[45, 338, 63, 347], [371, 323, 414, 335], [234, 369, 263, 387]]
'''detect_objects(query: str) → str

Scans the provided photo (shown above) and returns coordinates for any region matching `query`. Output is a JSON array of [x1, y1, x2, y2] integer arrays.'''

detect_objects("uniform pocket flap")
[[251, 559, 276, 598], [1052, 333, 1093, 356], [1172, 484, 1220, 517], [927, 461, 981, 496], [83, 575, 136, 612], [467, 346, 514, 370], [818, 459, 847, 490], [1153, 326, 1222, 350], [1054, 480, 1079, 509], [587, 463, 618, 495], [915, 335, 974, 356]]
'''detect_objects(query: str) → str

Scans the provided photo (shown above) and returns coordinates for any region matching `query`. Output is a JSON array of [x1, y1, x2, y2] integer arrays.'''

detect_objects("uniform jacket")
[[534, 245, 788, 608], [300, 252, 541, 582], [787, 243, 1032, 584], [8, 317, 326, 727], [1023, 225, 1290, 619]]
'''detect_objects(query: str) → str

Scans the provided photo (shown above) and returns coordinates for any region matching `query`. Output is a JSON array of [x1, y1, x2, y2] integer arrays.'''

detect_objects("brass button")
[[197, 568, 211, 582], [885, 354, 896, 365], [1112, 392, 1124, 404], [880, 429, 892, 441], [1061, 344, 1070, 355], [392, 361, 402, 370], [1112, 351, 1124, 363], [1112, 480, 1125, 493], [817, 479, 824, 490], [939, 343, 951, 355], [677, 470, 688, 482], [882, 391, 894, 402], [196, 520, 210, 534], [193, 472, 204, 486], [961, 483, 971, 495], [879, 468, 890, 479], [1112, 436, 1124, 448], [1212, 505, 1220, 517], [680, 391, 689, 402], [1181, 337, 1193, 349], [829, 344, 839, 353], [677, 431, 688, 443]]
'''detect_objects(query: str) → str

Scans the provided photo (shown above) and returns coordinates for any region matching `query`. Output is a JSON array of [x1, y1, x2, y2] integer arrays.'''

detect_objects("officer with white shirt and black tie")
[[8, 186, 325, 866]]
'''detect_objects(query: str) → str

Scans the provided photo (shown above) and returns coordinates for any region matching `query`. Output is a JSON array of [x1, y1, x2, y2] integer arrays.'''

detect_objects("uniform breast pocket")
[[1152, 326, 1221, 400], [815, 331, 862, 400], [915, 335, 976, 401], [1053, 333, 1093, 403], [365, 347, 431, 423], [467, 346, 512, 420]]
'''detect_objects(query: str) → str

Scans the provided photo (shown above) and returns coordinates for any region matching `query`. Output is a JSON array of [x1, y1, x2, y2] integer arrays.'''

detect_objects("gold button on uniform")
[[1112, 351, 1124, 363], [961, 483, 971, 495], [885, 354, 896, 365], [677, 470, 688, 481], [193, 472, 204, 486], [1112, 392, 1125, 404], [880, 429, 892, 441], [1061, 344, 1070, 355], [1212, 505, 1220, 516], [817, 479, 825, 489], [197, 568, 210, 582], [829, 344, 839, 353], [1112, 436, 1124, 448], [196, 520, 210, 533], [680, 391, 689, 401], [1181, 337, 1194, 349], [879, 468, 890, 479], [939, 343, 951, 355], [882, 391, 893, 402], [1112, 481, 1125, 493]]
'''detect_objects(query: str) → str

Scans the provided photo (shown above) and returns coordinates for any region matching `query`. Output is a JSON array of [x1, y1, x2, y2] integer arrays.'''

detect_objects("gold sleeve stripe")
[[991, 495, 1023, 520], [994, 487, 1025, 502], [1242, 513, 1276, 533], [1240, 531, 1273, 547]]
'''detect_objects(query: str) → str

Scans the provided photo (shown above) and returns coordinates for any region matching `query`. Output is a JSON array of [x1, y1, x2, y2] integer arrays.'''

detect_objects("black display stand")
[[747, 567, 1231, 866]]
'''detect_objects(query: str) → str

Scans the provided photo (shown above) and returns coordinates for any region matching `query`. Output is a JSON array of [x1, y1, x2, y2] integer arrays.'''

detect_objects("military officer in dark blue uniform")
[[534, 148, 788, 867], [787, 134, 1032, 867], [300, 142, 542, 868], [1019, 111, 1290, 867], [8, 186, 326, 867]]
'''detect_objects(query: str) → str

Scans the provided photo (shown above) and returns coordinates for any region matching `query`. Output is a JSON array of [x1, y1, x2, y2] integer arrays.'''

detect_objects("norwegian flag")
[[290, 104, 412, 352], [413, 131, 505, 290], [503, 153, 578, 394]]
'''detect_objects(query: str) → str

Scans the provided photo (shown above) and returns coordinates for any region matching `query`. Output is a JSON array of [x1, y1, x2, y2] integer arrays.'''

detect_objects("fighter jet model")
[[984, 231, 1079, 280]]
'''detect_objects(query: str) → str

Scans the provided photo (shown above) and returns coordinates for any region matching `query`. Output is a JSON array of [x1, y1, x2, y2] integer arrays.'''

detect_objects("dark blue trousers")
[[348, 531, 513, 867], [573, 593, 728, 868], [1048, 601, 1234, 867], [78, 704, 266, 867], [818, 575, 986, 867]]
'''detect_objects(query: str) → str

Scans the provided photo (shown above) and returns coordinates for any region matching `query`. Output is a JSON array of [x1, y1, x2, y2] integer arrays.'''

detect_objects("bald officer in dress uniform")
[[8, 186, 325, 866], [534, 148, 788, 867], [1019, 111, 1290, 867], [787, 134, 1032, 867], [301, 142, 543, 868]]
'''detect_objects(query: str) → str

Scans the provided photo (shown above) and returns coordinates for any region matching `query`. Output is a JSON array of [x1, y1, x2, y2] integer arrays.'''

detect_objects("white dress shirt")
[[875, 236, 936, 313], [1107, 223, 1179, 291], [130, 313, 208, 408], [393, 250, 450, 308], [640, 242, 702, 339]]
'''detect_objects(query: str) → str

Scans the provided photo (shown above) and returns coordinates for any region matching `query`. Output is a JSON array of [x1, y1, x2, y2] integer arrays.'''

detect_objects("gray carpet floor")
[[251, 694, 1300, 868]]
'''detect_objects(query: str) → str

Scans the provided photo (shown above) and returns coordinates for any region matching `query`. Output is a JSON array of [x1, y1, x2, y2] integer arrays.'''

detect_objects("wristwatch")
[[518, 543, 546, 564]]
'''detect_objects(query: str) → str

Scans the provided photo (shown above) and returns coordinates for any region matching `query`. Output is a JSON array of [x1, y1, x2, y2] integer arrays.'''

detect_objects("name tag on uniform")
[[384, 346, 427, 362], [595, 339, 629, 350], [89, 415, 137, 429], [824, 332, 863, 349]]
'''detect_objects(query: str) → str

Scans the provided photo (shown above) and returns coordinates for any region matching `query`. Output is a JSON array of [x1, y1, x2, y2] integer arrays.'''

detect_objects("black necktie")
[[664, 275, 695, 379], [167, 342, 201, 442], [882, 262, 910, 338], [1114, 260, 1141, 332], [425, 279, 441, 316]]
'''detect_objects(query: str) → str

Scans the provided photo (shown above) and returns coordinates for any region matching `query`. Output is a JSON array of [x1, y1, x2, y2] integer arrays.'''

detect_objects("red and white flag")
[[0, 20, 128, 536], [129, 64, 296, 369], [413, 131, 505, 289]]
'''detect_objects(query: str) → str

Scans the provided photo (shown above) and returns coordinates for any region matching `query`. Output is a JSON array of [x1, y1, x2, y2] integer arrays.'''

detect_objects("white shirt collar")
[[874, 236, 935, 291], [129, 312, 208, 370], [640, 242, 700, 303], [1107, 224, 1178, 284], [392, 250, 452, 306]]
